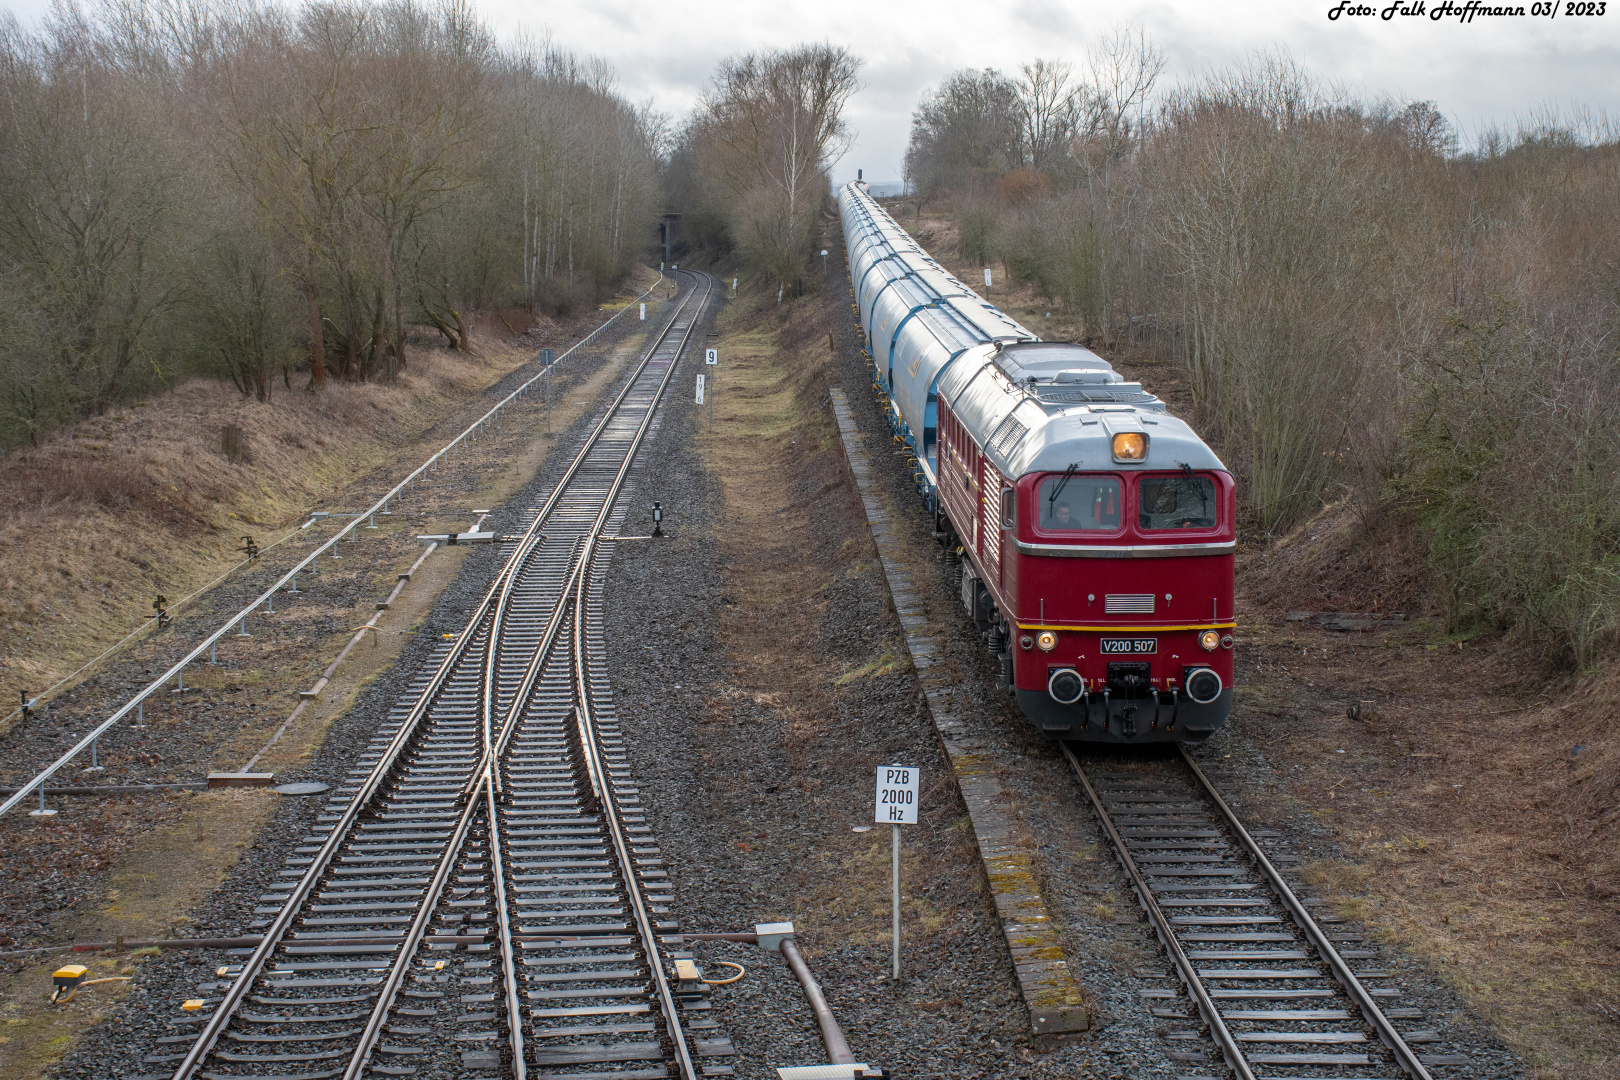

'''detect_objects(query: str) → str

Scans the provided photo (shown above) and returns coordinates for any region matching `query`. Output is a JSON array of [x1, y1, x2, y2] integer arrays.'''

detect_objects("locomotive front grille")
[[1104, 593, 1156, 614]]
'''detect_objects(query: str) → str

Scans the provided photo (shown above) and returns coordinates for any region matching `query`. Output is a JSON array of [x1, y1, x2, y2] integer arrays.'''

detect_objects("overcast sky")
[[6, 0, 1619, 181]]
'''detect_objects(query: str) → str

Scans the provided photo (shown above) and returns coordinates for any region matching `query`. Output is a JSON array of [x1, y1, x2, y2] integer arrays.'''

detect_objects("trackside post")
[[705, 349, 718, 431], [874, 763, 918, 978]]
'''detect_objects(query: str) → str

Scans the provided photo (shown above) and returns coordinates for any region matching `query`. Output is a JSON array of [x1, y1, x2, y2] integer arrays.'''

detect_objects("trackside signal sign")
[[875, 765, 918, 824]]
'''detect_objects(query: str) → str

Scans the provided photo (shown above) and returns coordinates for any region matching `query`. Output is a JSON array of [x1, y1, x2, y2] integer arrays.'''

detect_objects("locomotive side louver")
[[987, 415, 1028, 458], [1105, 593, 1155, 614]]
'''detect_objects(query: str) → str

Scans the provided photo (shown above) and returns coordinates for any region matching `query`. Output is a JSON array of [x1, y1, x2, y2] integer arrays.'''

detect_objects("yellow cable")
[[701, 961, 746, 986], [50, 977, 130, 1003]]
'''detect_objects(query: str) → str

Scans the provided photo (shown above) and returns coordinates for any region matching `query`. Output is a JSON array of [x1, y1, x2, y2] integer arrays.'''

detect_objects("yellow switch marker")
[[674, 959, 701, 981], [181, 999, 205, 1011]]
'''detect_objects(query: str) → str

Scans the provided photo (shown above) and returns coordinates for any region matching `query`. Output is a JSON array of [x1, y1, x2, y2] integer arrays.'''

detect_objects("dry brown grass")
[[692, 274, 994, 960], [0, 336, 541, 707], [1233, 510, 1620, 1079]]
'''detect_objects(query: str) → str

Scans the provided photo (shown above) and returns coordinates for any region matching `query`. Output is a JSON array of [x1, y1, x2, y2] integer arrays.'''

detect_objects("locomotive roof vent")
[[989, 344, 1161, 408], [1039, 384, 1158, 406], [1053, 369, 1113, 384]]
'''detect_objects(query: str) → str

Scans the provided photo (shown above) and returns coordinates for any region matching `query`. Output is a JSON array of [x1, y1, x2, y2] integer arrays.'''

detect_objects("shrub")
[[1397, 300, 1620, 665], [956, 203, 999, 265]]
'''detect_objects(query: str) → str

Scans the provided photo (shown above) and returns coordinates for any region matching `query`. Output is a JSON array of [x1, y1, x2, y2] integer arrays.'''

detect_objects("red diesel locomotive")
[[840, 182, 1234, 742]]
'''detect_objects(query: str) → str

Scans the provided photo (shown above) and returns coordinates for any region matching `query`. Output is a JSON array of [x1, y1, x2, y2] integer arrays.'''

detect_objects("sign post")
[[705, 349, 718, 431], [540, 349, 553, 435], [639, 302, 646, 321], [695, 373, 705, 406], [875, 764, 918, 979]]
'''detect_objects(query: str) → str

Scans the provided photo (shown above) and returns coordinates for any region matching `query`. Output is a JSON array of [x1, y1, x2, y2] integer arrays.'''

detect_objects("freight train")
[[839, 182, 1234, 743]]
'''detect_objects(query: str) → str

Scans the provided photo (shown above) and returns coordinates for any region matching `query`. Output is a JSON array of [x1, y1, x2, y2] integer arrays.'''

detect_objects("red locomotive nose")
[[839, 179, 1234, 744]]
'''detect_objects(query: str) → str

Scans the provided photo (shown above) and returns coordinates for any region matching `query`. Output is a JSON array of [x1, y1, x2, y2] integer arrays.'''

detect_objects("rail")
[[1061, 742, 1255, 1080], [1178, 747, 1434, 1080], [1, 270, 670, 820], [163, 270, 715, 1080], [1062, 742, 1438, 1080]]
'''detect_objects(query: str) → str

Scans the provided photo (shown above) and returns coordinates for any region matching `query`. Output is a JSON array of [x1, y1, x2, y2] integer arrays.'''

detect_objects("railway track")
[[137, 270, 729, 1080], [1064, 744, 1468, 1080], [1, 271, 672, 817]]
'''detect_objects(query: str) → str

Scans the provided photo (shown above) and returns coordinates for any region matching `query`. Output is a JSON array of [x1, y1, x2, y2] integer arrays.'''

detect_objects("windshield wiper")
[[1176, 461, 1210, 515], [1048, 462, 1080, 510]]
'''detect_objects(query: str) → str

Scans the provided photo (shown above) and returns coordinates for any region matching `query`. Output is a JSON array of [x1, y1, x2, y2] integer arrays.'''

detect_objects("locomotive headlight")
[[1199, 630, 1220, 651], [1036, 630, 1058, 652], [1111, 432, 1148, 461]]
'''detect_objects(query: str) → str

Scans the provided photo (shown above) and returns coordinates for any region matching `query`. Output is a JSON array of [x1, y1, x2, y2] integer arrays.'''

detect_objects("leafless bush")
[[672, 44, 862, 289], [0, 0, 662, 445]]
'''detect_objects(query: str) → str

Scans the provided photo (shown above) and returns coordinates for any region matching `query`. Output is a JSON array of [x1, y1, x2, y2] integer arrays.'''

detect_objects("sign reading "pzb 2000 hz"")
[[875, 765, 919, 824]]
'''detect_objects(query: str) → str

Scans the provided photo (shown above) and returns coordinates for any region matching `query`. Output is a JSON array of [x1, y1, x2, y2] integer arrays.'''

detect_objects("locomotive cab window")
[[1039, 475, 1121, 531], [1138, 474, 1217, 530], [1000, 487, 1015, 529]]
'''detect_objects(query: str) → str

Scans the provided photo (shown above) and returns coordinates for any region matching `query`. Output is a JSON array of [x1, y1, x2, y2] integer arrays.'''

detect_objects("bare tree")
[[1075, 27, 1165, 168], [688, 43, 862, 286], [904, 69, 1021, 198], [0, 4, 182, 423], [0, 0, 663, 444], [1014, 59, 1081, 175]]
